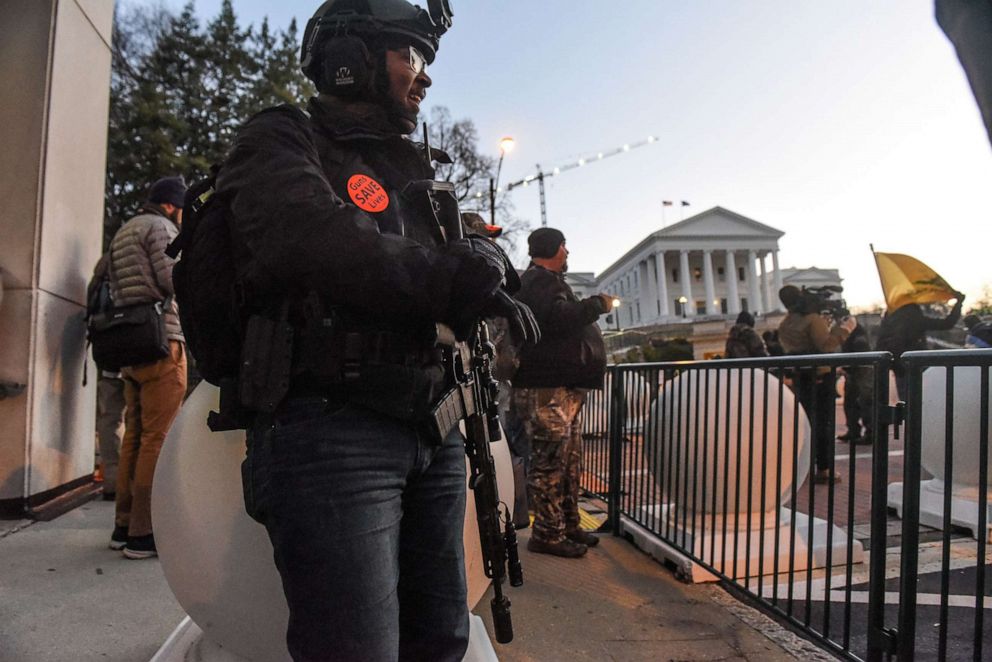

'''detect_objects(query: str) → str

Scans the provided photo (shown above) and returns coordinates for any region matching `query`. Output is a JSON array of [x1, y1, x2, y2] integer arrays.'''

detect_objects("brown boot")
[[527, 536, 588, 558], [566, 529, 600, 547]]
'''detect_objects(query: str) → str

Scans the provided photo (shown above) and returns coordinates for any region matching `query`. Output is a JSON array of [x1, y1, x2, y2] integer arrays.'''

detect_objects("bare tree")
[[425, 107, 531, 262]]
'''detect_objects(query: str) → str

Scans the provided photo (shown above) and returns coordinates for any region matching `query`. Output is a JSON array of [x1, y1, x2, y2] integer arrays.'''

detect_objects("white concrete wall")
[[0, 0, 112, 502]]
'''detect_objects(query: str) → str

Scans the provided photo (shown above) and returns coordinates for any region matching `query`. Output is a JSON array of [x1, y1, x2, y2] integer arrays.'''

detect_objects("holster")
[[208, 377, 253, 432], [239, 305, 294, 414]]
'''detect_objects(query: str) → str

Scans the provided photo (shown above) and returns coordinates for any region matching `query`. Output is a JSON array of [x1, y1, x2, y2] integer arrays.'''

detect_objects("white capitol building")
[[564, 207, 842, 356]]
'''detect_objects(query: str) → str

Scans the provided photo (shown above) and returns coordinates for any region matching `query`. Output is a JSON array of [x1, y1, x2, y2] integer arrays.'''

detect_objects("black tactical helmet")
[[301, 0, 452, 85]]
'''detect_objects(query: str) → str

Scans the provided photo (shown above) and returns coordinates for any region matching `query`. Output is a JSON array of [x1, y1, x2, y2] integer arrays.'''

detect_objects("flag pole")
[[662, 201, 667, 226]]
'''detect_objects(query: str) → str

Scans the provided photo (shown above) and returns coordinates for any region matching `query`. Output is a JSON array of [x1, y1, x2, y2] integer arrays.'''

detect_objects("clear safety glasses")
[[408, 46, 427, 76]]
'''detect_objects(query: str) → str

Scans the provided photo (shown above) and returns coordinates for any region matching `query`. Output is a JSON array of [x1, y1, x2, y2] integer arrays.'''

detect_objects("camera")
[[802, 285, 850, 321]]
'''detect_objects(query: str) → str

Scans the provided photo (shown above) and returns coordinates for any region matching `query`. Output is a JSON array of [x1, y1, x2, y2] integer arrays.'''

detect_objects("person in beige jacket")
[[777, 285, 856, 484], [106, 176, 187, 559]]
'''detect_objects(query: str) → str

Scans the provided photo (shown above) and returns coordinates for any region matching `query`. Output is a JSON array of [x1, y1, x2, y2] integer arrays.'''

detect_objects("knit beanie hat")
[[527, 227, 566, 258], [147, 176, 188, 208]]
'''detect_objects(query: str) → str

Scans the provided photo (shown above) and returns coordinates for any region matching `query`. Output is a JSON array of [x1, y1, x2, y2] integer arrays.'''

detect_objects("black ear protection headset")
[[301, 0, 453, 98], [317, 34, 374, 98]]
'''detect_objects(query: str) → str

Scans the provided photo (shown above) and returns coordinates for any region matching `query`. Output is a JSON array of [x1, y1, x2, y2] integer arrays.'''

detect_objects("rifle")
[[413, 125, 523, 644]]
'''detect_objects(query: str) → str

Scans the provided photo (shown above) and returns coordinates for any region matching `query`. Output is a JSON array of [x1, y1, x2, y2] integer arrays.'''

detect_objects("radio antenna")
[[422, 123, 433, 165]]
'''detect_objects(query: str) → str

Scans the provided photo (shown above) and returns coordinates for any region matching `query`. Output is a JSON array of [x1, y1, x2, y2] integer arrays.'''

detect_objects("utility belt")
[[216, 300, 469, 443]]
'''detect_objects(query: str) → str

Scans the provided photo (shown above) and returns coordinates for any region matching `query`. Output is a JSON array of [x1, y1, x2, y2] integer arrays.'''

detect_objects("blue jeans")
[[243, 396, 469, 662]]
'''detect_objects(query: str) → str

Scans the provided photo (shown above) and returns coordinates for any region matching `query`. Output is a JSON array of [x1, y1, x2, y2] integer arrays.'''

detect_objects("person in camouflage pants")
[[512, 387, 586, 545], [511, 228, 611, 558]]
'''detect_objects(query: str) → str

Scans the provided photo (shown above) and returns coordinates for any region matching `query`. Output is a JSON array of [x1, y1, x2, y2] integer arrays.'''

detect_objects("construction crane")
[[504, 135, 658, 227]]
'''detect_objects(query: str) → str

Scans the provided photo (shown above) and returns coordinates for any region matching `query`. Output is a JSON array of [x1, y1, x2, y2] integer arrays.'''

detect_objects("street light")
[[612, 297, 622, 332], [490, 136, 515, 225], [678, 295, 688, 319]]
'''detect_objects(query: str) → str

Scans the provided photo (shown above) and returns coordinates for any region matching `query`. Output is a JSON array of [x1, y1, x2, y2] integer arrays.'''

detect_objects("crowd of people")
[[718, 283, 975, 484]]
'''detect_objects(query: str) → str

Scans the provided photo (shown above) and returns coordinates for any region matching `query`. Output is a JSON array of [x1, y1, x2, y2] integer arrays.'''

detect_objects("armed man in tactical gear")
[[213, 1, 538, 659]]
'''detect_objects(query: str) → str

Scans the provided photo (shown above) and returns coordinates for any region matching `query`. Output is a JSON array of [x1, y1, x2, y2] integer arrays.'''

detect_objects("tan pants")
[[115, 341, 187, 537]]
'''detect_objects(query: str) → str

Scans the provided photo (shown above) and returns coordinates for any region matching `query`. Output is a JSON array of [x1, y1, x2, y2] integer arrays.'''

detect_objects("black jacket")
[[215, 98, 465, 418], [876, 301, 963, 372], [216, 99, 460, 333], [512, 264, 607, 389]]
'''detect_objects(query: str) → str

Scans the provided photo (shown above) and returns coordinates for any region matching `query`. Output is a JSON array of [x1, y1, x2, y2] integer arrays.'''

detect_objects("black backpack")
[[82, 254, 114, 383], [165, 168, 243, 386]]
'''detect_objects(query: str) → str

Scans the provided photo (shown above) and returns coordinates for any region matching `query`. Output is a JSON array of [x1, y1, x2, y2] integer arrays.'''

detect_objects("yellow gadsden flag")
[[873, 250, 958, 311]]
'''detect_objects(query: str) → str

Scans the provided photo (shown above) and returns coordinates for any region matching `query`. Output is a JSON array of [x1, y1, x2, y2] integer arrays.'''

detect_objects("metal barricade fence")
[[580, 353, 899, 661], [579, 349, 992, 661], [582, 350, 992, 661], [895, 349, 992, 661]]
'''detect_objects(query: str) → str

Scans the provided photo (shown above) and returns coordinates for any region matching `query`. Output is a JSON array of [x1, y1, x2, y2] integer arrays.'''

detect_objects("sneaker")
[[122, 534, 157, 559], [527, 536, 587, 558], [566, 529, 600, 547], [108, 525, 128, 551], [837, 430, 861, 442], [812, 469, 841, 485]]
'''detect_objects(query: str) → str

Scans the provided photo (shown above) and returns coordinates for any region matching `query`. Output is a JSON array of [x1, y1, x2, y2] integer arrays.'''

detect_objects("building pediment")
[[781, 267, 843, 287], [656, 207, 784, 239]]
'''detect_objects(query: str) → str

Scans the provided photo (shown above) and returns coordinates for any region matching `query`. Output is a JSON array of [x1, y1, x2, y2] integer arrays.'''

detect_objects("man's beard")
[[562, 260, 568, 273], [387, 97, 419, 134]]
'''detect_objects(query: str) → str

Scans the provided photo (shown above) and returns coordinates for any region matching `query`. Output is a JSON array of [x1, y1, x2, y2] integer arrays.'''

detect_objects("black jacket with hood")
[[214, 97, 483, 418], [512, 264, 607, 390]]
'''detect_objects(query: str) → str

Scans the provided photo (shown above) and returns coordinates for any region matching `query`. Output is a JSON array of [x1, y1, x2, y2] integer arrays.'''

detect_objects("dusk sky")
[[155, 0, 991, 309]]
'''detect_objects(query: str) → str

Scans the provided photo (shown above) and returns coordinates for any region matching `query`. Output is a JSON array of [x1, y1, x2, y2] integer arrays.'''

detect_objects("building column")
[[746, 250, 762, 314], [725, 250, 741, 315], [679, 249, 695, 317], [772, 249, 784, 311], [702, 250, 717, 315], [758, 253, 771, 313], [637, 260, 650, 326], [655, 252, 671, 317], [643, 256, 659, 322]]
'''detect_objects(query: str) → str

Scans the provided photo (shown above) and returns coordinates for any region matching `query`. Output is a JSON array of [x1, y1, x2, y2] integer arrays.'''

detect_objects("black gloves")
[[442, 236, 536, 342], [483, 290, 541, 345], [448, 236, 521, 292]]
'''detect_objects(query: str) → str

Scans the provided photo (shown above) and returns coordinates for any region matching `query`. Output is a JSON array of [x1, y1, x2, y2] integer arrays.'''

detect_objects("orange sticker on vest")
[[347, 174, 390, 213]]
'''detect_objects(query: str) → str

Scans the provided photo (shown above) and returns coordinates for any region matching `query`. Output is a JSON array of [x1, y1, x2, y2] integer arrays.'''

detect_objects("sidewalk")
[[482, 525, 828, 662], [0, 497, 826, 661]]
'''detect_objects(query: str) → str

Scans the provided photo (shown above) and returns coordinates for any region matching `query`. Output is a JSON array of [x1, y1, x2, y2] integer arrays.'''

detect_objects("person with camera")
[[777, 285, 856, 484], [213, 1, 538, 659]]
